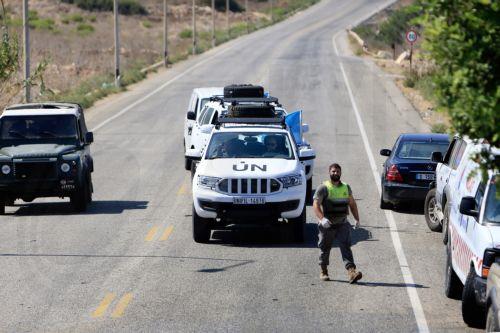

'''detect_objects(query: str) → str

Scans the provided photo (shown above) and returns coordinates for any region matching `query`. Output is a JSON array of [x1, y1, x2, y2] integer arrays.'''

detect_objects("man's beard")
[[330, 175, 340, 182]]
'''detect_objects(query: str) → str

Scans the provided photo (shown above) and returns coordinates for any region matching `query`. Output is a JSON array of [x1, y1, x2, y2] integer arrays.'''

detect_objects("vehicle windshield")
[[0, 115, 78, 140], [199, 98, 210, 111], [485, 175, 499, 224], [206, 132, 294, 159], [396, 141, 449, 159]]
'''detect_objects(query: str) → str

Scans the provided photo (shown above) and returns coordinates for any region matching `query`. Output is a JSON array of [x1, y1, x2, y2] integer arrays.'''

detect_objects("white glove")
[[319, 217, 331, 229]]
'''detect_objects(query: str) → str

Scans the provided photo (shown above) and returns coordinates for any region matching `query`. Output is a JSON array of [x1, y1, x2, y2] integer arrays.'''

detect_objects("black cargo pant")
[[318, 219, 355, 269]]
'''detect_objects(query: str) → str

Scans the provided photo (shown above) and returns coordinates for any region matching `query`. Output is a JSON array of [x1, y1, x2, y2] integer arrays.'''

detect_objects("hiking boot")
[[348, 267, 362, 284], [320, 265, 330, 281]]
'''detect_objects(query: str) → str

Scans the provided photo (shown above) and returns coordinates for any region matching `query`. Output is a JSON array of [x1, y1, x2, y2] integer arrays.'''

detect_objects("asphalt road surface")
[[0, 0, 482, 332]]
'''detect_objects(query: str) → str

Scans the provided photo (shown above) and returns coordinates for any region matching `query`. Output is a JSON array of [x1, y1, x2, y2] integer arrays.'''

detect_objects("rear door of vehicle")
[[185, 92, 198, 149]]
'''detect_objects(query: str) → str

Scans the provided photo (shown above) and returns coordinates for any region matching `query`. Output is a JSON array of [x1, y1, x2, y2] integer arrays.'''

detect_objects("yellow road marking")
[[160, 226, 174, 241], [91, 293, 115, 318], [111, 293, 133, 318], [145, 226, 159, 241], [177, 184, 187, 195]]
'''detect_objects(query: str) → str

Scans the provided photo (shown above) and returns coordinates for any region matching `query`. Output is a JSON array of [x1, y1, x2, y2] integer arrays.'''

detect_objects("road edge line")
[[332, 31, 430, 333]]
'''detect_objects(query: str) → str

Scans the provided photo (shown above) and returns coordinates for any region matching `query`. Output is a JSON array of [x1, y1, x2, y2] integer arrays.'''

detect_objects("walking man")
[[313, 163, 362, 283]]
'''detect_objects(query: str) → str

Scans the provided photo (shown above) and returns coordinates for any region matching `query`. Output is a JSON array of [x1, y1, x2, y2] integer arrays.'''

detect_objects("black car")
[[0, 103, 94, 213], [380, 133, 449, 209]]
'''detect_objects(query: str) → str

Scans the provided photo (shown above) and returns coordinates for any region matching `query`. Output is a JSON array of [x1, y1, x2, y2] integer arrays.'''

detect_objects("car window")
[[200, 108, 215, 125], [451, 140, 466, 170], [194, 98, 199, 117], [485, 176, 499, 224], [206, 132, 294, 159], [199, 98, 210, 112], [0, 115, 78, 140], [474, 182, 485, 222], [442, 139, 456, 164], [395, 141, 449, 159]]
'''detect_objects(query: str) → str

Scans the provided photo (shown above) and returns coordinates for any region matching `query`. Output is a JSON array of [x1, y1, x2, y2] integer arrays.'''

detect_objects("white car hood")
[[198, 158, 301, 178]]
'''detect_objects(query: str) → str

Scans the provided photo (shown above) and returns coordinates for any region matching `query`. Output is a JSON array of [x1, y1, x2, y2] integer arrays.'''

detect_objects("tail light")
[[482, 249, 499, 278], [386, 165, 403, 182]]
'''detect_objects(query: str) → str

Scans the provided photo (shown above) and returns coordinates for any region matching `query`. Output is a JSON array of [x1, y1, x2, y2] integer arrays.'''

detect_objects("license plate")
[[233, 197, 266, 205], [416, 173, 435, 180]]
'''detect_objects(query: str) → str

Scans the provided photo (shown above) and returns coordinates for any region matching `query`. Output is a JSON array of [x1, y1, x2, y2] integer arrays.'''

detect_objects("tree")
[[0, 0, 19, 82], [419, 0, 499, 169]]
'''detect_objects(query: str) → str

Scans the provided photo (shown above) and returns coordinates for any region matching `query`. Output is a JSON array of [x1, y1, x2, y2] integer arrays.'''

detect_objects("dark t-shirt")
[[313, 182, 352, 225]]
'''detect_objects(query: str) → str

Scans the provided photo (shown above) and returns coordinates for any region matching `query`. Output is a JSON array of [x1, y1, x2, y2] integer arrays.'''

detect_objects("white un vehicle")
[[443, 143, 499, 328], [187, 104, 315, 243]]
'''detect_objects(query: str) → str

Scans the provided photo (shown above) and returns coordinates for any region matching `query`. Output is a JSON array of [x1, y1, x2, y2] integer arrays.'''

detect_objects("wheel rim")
[[428, 197, 441, 225]]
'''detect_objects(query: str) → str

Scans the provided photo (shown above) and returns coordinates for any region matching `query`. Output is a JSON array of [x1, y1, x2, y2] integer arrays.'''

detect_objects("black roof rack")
[[209, 96, 279, 105]]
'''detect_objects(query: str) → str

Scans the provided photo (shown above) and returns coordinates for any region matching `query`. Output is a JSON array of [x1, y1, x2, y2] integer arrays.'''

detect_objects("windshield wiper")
[[7, 130, 26, 138], [37, 130, 58, 137]]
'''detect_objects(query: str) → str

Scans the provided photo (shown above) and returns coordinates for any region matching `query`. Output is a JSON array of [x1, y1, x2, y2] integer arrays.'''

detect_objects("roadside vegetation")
[[352, 0, 499, 171]]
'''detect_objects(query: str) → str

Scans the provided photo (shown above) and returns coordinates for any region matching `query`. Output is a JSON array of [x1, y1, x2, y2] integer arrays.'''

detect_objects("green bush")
[[69, 13, 84, 23], [199, 0, 243, 12], [88, 15, 97, 22], [377, 5, 421, 45], [179, 29, 192, 39], [30, 18, 56, 30], [431, 123, 448, 134], [61, 17, 70, 24], [76, 23, 95, 36], [142, 20, 152, 29], [61, 0, 148, 15]]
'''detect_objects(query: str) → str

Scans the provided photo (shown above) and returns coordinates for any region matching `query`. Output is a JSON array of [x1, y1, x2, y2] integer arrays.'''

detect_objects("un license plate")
[[416, 173, 435, 180], [233, 197, 266, 205]]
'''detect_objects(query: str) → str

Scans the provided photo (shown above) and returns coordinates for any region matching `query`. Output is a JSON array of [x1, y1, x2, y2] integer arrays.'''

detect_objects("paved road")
[[0, 0, 482, 332]]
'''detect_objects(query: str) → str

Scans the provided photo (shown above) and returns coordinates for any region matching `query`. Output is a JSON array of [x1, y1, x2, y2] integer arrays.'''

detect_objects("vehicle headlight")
[[1, 165, 11, 175], [278, 174, 302, 188], [198, 175, 221, 190], [60, 163, 71, 173]]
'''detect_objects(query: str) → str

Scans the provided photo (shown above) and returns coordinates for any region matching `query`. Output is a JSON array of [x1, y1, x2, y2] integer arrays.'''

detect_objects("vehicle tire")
[[289, 206, 306, 243], [192, 205, 210, 243], [0, 196, 5, 215], [184, 157, 191, 171], [444, 238, 462, 299], [87, 173, 93, 204], [380, 191, 392, 210], [443, 202, 451, 245], [190, 161, 197, 180], [306, 178, 313, 205], [71, 174, 90, 212], [462, 267, 486, 328], [424, 188, 442, 232]]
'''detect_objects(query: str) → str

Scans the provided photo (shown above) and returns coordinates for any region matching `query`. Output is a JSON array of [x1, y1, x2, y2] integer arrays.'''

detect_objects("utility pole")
[[22, 0, 30, 102], [245, 0, 249, 33], [226, 0, 229, 37], [192, 0, 196, 55], [113, 0, 120, 87], [163, 0, 168, 67], [211, 0, 215, 48], [270, 0, 273, 22]]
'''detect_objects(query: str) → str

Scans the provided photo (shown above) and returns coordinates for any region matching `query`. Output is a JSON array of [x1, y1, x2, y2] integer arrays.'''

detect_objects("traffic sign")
[[406, 30, 418, 44]]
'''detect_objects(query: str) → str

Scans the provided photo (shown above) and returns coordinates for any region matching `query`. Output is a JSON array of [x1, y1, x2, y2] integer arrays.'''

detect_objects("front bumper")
[[383, 182, 429, 204], [0, 179, 79, 198], [473, 275, 487, 307], [193, 185, 305, 220]]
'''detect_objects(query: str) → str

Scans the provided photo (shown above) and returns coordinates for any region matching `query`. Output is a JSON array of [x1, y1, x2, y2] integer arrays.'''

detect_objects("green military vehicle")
[[0, 103, 94, 213]]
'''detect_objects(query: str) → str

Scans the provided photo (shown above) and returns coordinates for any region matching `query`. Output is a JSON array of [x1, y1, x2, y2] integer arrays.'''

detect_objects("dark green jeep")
[[0, 103, 94, 213]]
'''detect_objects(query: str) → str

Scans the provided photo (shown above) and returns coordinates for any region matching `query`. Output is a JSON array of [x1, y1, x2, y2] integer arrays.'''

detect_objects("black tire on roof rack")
[[223, 84, 264, 98]]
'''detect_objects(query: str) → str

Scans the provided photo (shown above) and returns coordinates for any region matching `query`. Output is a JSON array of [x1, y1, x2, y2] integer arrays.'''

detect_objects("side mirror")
[[200, 124, 214, 134], [186, 111, 196, 120], [186, 148, 202, 161], [302, 123, 309, 133], [299, 147, 316, 161], [380, 149, 391, 157], [85, 132, 94, 144], [431, 151, 443, 163], [460, 196, 479, 218]]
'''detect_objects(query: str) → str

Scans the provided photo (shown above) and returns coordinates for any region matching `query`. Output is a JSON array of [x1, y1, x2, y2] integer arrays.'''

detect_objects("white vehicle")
[[443, 144, 499, 328], [188, 112, 315, 243], [184, 87, 223, 170], [186, 96, 315, 202], [430, 136, 481, 243]]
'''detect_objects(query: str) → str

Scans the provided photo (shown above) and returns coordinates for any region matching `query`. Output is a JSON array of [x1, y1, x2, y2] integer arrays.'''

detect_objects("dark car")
[[0, 103, 94, 213], [379, 133, 450, 209]]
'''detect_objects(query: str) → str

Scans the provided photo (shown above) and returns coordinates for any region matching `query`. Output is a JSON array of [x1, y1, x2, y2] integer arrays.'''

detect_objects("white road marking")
[[333, 32, 430, 333]]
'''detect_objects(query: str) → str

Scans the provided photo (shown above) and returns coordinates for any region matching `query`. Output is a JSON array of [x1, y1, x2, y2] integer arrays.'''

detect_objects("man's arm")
[[348, 194, 360, 227], [313, 199, 324, 220]]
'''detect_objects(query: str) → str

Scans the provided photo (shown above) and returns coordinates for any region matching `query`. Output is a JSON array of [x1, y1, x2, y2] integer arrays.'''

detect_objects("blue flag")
[[285, 110, 303, 145]]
